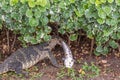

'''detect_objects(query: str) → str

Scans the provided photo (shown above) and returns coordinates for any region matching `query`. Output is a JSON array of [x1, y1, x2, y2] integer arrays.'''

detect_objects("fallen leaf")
[[78, 69, 85, 75], [101, 60, 107, 64]]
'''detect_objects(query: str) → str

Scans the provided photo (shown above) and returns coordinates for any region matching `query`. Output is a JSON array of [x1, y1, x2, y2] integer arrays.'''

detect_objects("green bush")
[[0, 0, 120, 55], [0, 0, 51, 44]]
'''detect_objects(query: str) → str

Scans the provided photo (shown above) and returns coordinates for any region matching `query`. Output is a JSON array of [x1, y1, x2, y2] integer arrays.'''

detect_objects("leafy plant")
[[57, 68, 80, 80], [57, 62, 100, 80], [80, 62, 100, 78], [0, 0, 120, 55], [0, 0, 51, 44], [57, 68, 66, 80]]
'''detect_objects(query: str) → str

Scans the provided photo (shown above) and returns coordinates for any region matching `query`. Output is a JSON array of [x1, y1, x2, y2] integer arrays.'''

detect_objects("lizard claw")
[[53, 64, 63, 68]]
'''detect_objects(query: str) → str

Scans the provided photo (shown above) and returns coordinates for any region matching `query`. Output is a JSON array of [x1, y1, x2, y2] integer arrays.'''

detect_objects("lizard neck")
[[48, 42, 57, 50], [47, 37, 61, 50]]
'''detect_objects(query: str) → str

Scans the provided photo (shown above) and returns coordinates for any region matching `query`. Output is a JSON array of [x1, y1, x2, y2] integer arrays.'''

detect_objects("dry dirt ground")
[[0, 29, 120, 80]]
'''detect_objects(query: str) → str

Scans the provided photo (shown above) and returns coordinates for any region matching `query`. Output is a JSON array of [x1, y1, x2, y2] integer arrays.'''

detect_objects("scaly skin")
[[0, 38, 61, 75]]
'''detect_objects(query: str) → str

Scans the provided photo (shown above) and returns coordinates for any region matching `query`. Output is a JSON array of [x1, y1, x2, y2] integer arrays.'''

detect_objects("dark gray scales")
[[0, 38, 61, 75], [19, 46, 39, 64]]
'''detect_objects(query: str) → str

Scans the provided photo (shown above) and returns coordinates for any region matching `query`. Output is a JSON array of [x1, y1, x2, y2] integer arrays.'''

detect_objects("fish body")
[[61, 41, 74, 68]]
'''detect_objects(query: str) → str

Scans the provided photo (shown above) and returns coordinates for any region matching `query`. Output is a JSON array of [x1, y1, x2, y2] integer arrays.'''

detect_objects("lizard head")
[[48, 36, 62, 49]]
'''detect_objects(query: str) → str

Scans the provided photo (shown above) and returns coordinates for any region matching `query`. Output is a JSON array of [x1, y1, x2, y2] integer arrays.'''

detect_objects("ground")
[[0, 29, 120, 80]]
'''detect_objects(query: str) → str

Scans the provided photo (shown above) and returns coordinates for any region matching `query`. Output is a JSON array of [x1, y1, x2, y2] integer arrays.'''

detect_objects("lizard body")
[[0, 38, 61, 75]]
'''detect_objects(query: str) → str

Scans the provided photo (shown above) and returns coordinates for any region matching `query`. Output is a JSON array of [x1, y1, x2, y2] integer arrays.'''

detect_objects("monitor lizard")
[[0, 37, 62, 75]]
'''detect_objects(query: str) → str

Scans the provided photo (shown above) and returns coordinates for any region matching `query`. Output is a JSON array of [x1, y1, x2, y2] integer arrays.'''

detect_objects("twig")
[[77, 35, 81, 45], [116, 40, 120, 52], [6, 29, 10, 52], [118, 45, 120, 52], [90, 38, 94, 56], [66, 33, 70, 46], [11, 33, 16, 50]]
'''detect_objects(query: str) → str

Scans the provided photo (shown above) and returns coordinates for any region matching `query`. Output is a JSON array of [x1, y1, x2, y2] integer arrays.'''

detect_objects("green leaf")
[[58, 28, 65, 34], [111, 12, 119, 19], [10, 0, 18, 6], [11, 12, 19, 20], [106, 19, 117, 26], [85, 9, 93, 18], [98, 9, 106, 19], [100, 0, 106, 3], [26, 9, 33, 18], [30, 38, 37, 44], [28, 27, 35, 33], [44, 26, 52, 34], [43, 35, 51, 41], [45, 0, 50, 9], [115, 0, 120, 6], [29, 18, 39, 26], [70, 0, 75, 3], [103, 26, 117, 37], [19, 5, 28, 16], [97, 18, 105, 24], [87, 30, 94, 39], [111, 33, 117, 39], [74, 8, 83, 17], [95, 0, 102, 6], [106, 19, 111, 25], [109, 40, 118, 49], [59, 1, 66, 8], [117, 32, 120, 39], [94, 50, 101, 56], [102, 6, 112, 16], [36, 30, 45, 39], [103, 30, 112, 37], [20, 0, 26, 4], [23, 35, 32, 43], [111, 19, 117, 26], [0, 19, 2, 29], [34, 9, 41, 18], [96, 45, 103, 53], [1, 2, 11, 13], [36, 0, 47, 7], [41, 0, 47, 7], [107, 0, 114, 3], [90, 0, 95, 4], [70, 34, 78, 41], [102, 47, 108, 55], [28, 0, 36, 8], [40, 16, 48, 26]]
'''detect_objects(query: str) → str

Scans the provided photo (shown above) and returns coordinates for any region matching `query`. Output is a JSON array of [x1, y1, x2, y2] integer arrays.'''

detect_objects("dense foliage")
[[0, 0, 51, 44], [0, 0, 120, 55]]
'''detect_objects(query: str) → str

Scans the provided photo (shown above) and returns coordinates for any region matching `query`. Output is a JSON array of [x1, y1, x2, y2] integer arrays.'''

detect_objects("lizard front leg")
[[48, 50, 61, 68], [8, 61, 28, 77]]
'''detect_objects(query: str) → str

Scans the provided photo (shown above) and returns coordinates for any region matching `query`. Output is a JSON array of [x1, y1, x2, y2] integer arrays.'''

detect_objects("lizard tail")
[[0, 63, 8, 74]]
